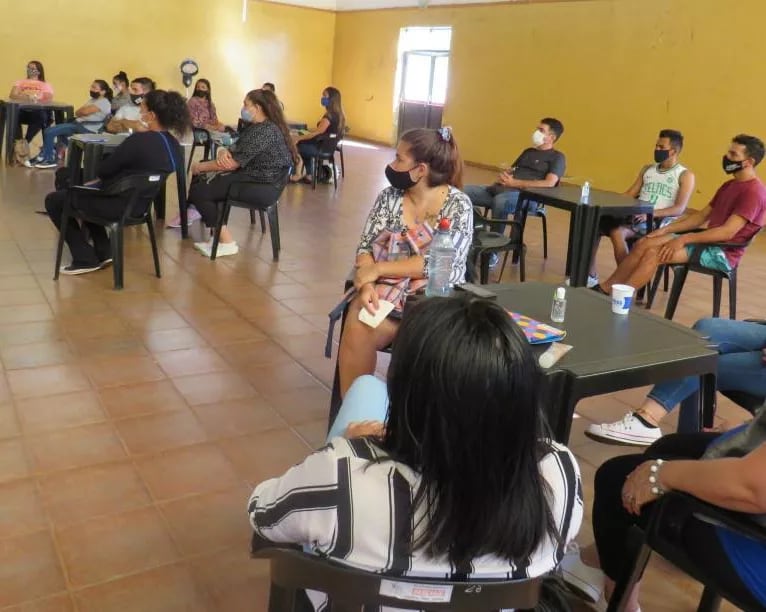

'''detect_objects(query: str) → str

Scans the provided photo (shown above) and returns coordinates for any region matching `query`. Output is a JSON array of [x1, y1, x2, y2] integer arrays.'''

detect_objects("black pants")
[[16, 109, 50, 142], [187, 173, 281, 228], [45, 189, 118, 266], [593, 433, 761, 608]]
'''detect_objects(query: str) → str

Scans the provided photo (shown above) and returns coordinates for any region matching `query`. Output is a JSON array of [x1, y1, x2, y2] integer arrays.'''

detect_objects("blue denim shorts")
[[684, 245, 731, 272]]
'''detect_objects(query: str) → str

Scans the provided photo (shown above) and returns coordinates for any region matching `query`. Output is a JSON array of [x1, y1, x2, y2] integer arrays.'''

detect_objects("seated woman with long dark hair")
[[187, 88, 297, 258], [249, 296, 583, 610], [291, 86, 345, 184], [337, 127, 472, 399], [45, 90, 191, 275]]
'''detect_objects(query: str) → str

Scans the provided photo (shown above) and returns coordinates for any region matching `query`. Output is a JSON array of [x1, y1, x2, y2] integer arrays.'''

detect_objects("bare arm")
[[623, 165, 649, 198], [295, 117, 330, 143], [501, 171, 560, 190], [107, 118, 148, 133], [656, 169, 696, 219], [676, 213, 748, 246], [75, 103, 101, 118], [652, 205, 711, 236], [660, 442, 766, 513]]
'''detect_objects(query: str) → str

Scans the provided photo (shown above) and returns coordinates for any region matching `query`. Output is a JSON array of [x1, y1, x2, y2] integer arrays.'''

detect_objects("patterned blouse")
[[187, 96, 219, 129], [229, 120, 293, 183], [357, 186, 473, 285]]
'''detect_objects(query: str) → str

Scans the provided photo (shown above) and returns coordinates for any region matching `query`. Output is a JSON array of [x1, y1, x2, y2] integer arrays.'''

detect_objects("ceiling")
[[262, 0, 514, 11]]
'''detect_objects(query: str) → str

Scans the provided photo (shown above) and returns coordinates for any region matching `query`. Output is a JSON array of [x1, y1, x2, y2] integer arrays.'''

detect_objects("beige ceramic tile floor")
[[0, 140, 754, 611]]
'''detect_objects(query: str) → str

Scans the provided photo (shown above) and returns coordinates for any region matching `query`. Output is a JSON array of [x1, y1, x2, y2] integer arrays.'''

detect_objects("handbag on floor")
[[12, 139, 30, 166]]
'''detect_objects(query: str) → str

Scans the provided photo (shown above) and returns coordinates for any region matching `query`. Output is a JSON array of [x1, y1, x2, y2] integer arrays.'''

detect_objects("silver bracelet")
[[649, 458, 666, 496]]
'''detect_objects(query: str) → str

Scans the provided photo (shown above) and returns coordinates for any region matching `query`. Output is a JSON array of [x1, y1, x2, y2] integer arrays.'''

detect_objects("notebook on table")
[[508, 311, 567, 344]]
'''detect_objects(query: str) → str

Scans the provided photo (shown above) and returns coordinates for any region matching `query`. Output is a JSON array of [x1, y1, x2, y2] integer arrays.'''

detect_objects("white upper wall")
[[262, 0, 513, 11]]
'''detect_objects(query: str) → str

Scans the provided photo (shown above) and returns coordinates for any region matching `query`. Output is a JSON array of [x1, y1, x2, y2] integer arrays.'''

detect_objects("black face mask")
[[654, 149, 670, 164], [385, 164, 419, 191], [130, 94, 143, 105], [722, 155, 745, 175], [90, 90, 101, 99], [193, 89, 208, 98]]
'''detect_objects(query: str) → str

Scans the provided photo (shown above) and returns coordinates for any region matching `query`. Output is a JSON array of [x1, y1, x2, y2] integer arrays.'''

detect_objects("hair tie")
[[438, 126, 452, 143]]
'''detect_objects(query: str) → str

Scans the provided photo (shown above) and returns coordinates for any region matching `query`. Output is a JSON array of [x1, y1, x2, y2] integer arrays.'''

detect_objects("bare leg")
[[610, 227, 635, 264], [634, 397, 666, 426], [219, 226, 234, 243], [580, 543, 641, 612], [338, 297, 399, 397], [600, 235, 675, 292]]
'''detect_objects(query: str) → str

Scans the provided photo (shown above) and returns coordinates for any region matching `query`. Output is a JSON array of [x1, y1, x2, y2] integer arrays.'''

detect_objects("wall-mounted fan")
[[179, 59, 199, 88]]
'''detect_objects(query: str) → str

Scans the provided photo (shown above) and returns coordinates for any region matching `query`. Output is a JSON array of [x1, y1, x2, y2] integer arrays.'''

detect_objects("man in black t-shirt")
[[465, 118, 566, 233]]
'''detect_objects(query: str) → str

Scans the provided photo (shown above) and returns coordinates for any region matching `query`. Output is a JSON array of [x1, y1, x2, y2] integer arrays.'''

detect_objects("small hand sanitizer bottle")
[[580, 181, 591, 204], [551, 286, 566, 323]]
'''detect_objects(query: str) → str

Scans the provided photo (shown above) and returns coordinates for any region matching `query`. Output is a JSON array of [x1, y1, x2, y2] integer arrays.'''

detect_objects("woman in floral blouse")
[[187, 78, 225, 132], [337, 127, 473, 397]]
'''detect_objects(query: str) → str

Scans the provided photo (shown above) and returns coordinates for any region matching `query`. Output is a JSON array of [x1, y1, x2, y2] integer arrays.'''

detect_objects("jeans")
[[647, 318, 766, 432], [463, 184, 538, 233], [297, 142, 321, 176], [41, 122, 91, 161], [326, 375, 388, 442]]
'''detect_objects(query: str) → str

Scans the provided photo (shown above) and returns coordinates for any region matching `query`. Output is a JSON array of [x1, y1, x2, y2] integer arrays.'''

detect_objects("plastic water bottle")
[[550, 286, 566, 323], [580, 181, 591, 204], [426, 219, 456, 297]]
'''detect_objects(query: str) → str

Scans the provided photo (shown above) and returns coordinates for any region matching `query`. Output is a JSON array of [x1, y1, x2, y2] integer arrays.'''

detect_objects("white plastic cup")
[[611, 284, 635, 315]]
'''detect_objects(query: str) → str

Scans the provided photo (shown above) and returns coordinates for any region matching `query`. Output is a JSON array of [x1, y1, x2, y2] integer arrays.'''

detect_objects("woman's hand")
[[358, 283, 379, 315], [216, 149, 236, 170], [658, 236, 687, 263], [344, 420, 385, 439], [354, 262, 380, 290], [621, 461, 660, 515]]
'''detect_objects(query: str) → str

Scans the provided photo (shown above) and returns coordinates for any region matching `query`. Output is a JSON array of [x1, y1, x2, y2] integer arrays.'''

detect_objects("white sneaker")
[[559, 547, 605, 604], [166, 206, 202, 228], [586, 412, 662, 446], [565, 274, 599, 288], [194, 240, 238, 258]]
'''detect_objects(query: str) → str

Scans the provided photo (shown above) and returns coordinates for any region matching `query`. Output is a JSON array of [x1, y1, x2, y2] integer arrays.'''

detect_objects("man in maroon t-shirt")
[[596, 134, 766, 294]]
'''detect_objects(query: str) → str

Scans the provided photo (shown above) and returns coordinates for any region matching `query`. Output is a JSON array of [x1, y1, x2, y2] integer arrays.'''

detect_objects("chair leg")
[[607, 528, 653, 612], [339, 147, 345, 177], [186, 143, 196, 174], [519, 245, 526, 282], [267, 204, 281, 261], [479, 253, 490, 285], [312, 158, 318, 190], [712, 276, 722, 318], [663, 266, 689, 320], [645, 265, 664, 310], [249, 209, 256, 226], [145, 215, 161, 278], [331, 159, 338, 190], [541, 214, 548, 259], [111, 224, 124, 290], [697, 587, 722, 612], [53, 211, 69, 280], [210, 202, 229, 261], [499, 251, 510, 280], [267, 583, 296, 612], [663, 265, 670, 291], [728, 270, 737, 320]]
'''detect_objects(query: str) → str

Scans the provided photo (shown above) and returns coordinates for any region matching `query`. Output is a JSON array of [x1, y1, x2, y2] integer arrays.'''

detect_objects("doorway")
[[394, 27, 452, 139]]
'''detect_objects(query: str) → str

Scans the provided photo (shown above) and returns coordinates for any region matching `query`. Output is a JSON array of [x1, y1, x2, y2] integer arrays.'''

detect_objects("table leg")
[[177, 162, 188, 238], [0, 103, 6, 163], [512, 194, 531, 265], [565, 212, 576, 276], [544, 370, 578, 444], [5, 103, 19, 166], [700, 372, 717, 430], [155, 183, 167, 220], [67, 143, 84, 186]]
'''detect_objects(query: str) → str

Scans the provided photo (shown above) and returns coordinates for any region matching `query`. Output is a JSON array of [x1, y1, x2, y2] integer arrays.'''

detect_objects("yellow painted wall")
[[332, 0, 766, 202], [0, 0, 335, 129]]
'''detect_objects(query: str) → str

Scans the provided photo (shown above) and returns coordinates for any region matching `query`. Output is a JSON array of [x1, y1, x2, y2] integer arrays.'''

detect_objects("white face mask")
[[532, 129, 547, 147]]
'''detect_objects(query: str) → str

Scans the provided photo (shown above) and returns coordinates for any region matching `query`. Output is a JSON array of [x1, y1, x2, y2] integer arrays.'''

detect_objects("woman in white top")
[[249, 296, 583, 610], [30, 79, 113, 169]]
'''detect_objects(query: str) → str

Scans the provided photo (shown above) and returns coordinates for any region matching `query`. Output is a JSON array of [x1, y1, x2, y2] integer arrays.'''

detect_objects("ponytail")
[[401, 127, 464, 189], [95, 79, 113, 102]]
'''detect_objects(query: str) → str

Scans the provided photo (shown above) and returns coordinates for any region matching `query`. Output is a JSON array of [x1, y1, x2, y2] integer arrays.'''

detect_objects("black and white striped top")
[[248, 436, 582, 585]]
